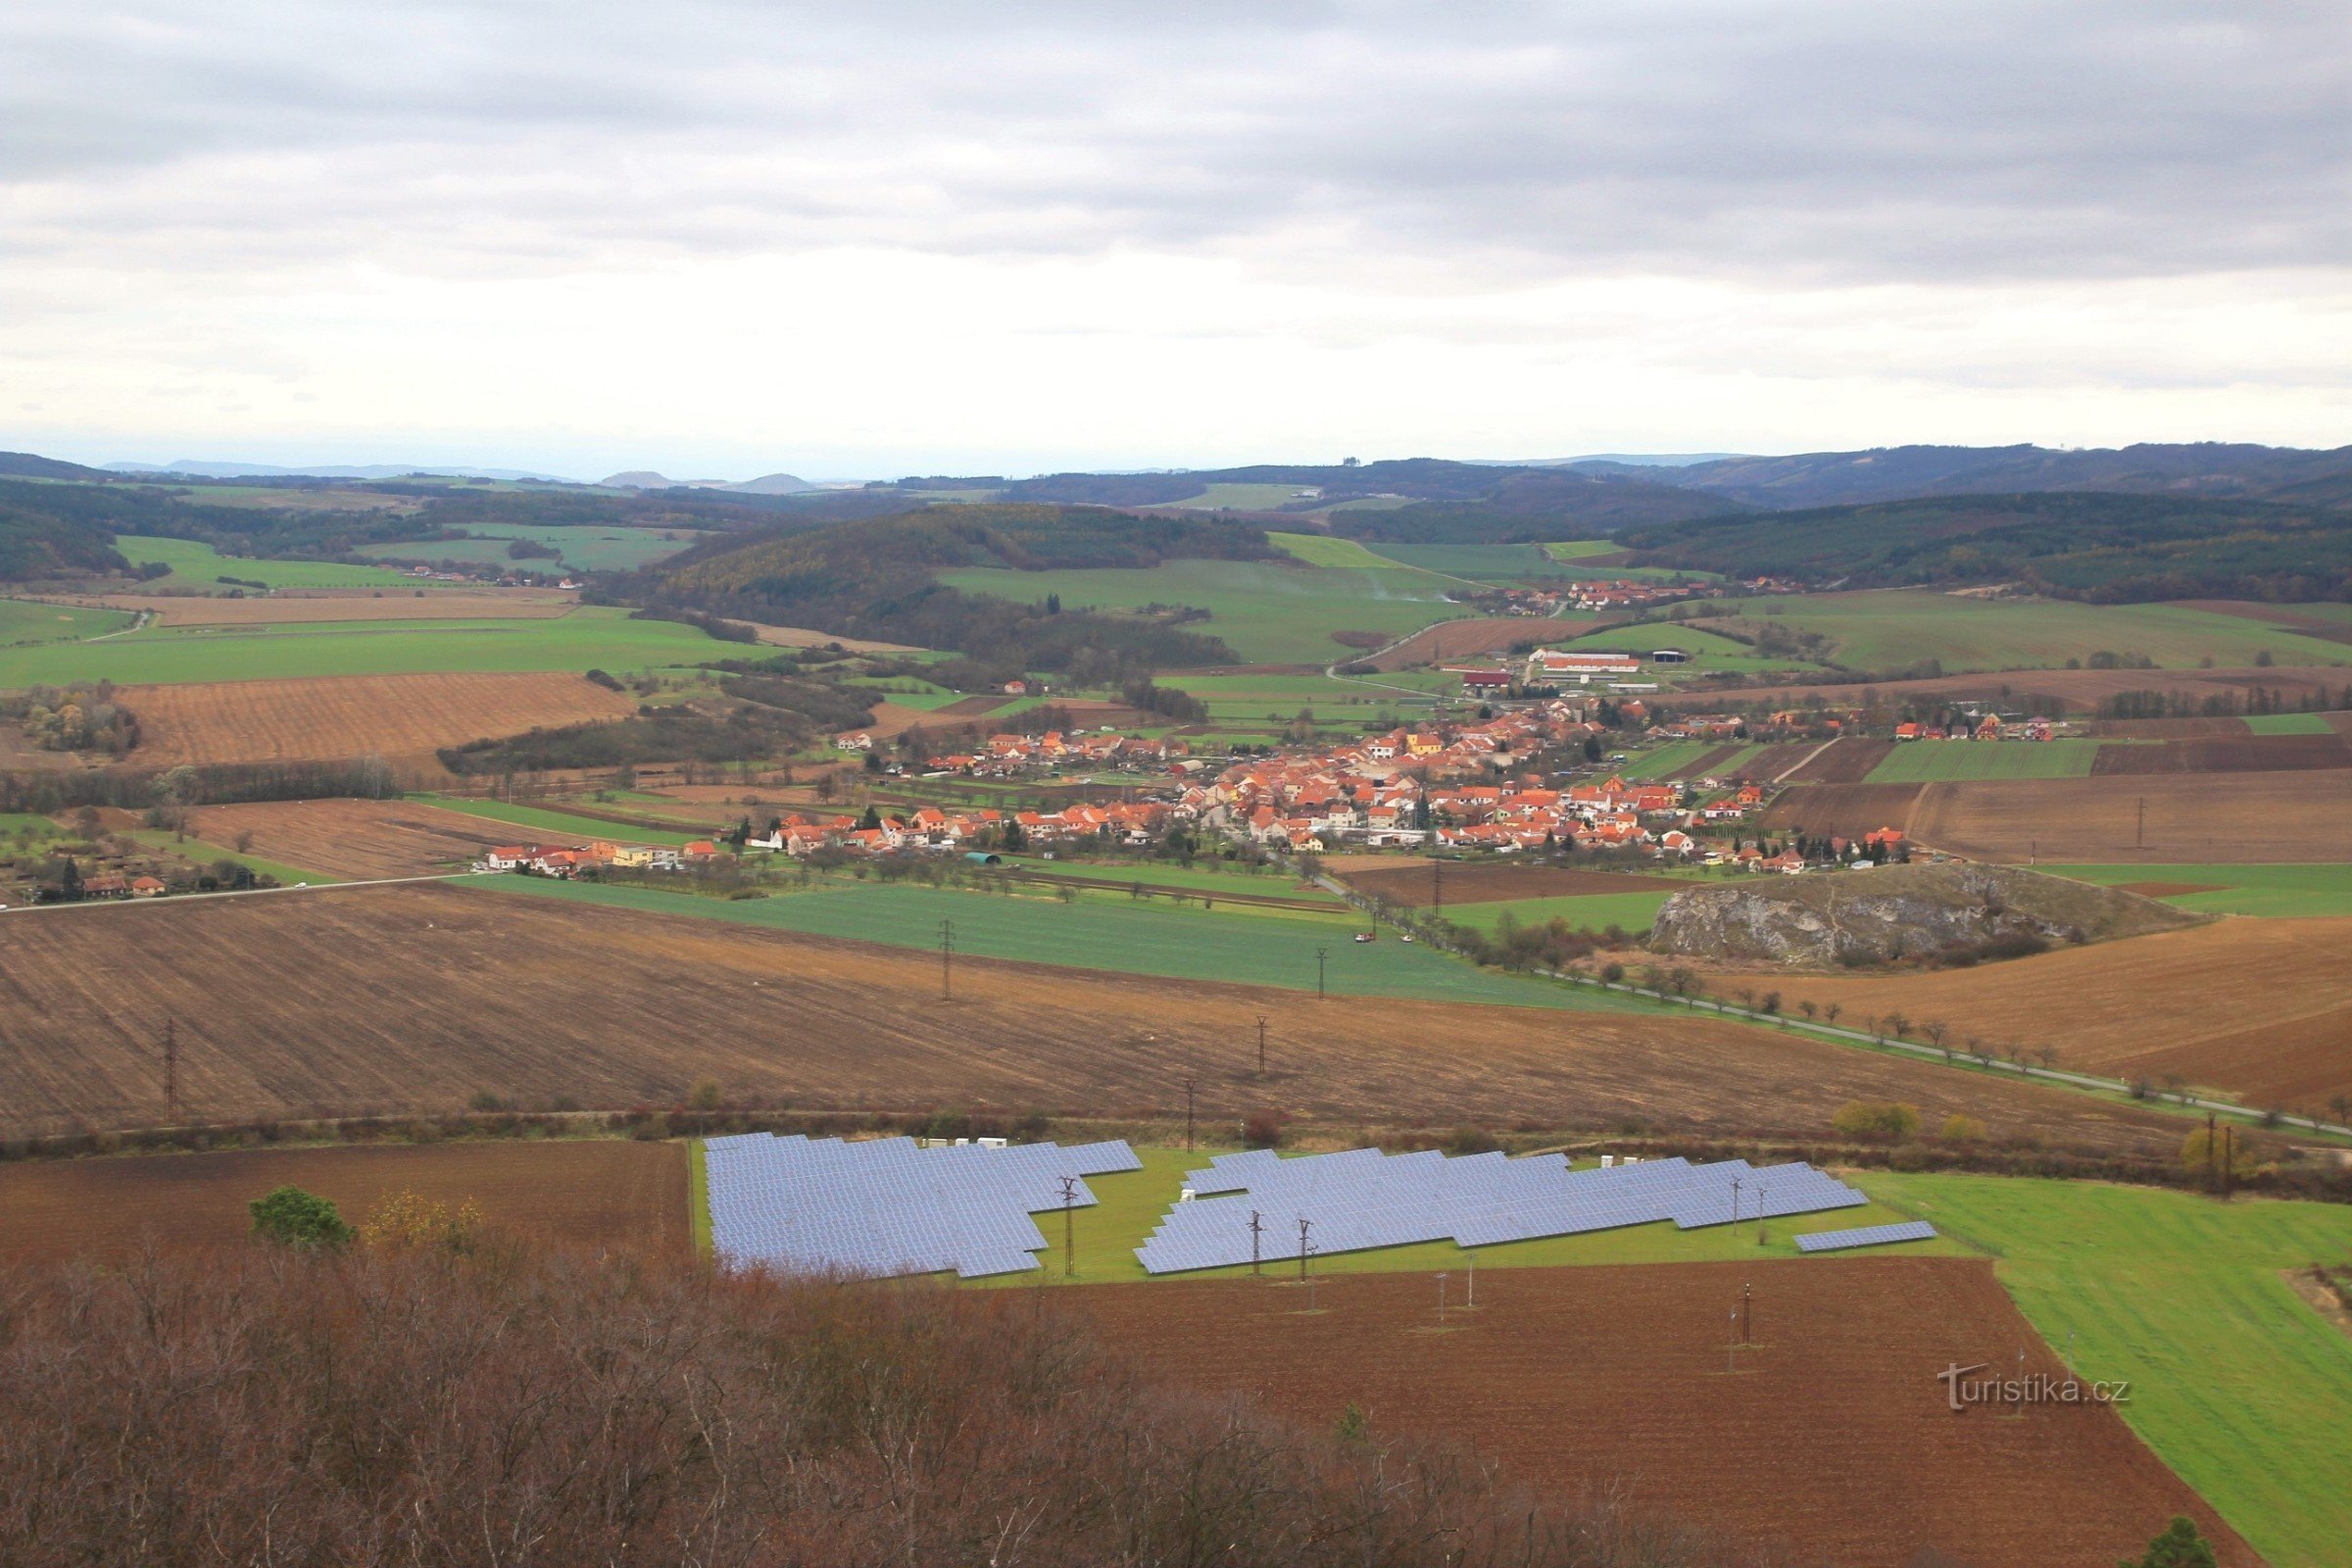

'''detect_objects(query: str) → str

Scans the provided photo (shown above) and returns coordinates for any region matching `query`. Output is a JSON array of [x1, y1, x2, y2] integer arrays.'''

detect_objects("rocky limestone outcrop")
[[1646, 862, 2199, 967]]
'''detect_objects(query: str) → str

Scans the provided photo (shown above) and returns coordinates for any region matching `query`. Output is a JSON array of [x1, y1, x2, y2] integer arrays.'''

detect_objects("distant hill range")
[[0, 450, 116, 481], [599, 470, 817, 495], [107, 460, 581, 483]]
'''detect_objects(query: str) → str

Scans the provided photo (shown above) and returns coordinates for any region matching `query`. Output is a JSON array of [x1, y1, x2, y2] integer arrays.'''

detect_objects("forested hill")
[[0, 497, 130, 580], [1617, 492, 2352, 601], [635, 504, 1270, 680]]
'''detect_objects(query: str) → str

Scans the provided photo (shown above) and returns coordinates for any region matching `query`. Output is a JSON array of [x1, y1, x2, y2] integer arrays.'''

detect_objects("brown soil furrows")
[[1756, 782, 1925, 843], [188, 798, 522, 879], [1905, 773, 2352, 862], [1340, 862, 1681, 906], [1786, 736, 1895, 782], [1686, 915, 2352, 1108], [2090, 735, 2352, 774], [0, 883, 2197, 1153], [2088, 717, 2253, 739], [0, 1141, 687, 1265], [124, 672, 635, 771], [1366, 617, 1597, 672], [1076, 1258, 2254, 1568], [1717, 665, 2348, 712]]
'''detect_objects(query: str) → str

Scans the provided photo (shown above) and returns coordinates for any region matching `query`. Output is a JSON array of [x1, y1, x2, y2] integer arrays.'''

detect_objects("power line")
[[938, 917, 955, 1001], [1256, 1015, 1267, 1076], [1058, 1174, 1078, 1277], [1315, 947, 1328, 1000]]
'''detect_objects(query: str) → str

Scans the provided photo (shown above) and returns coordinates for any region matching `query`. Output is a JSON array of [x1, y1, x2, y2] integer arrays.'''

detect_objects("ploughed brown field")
[[2088, 716, 2254, 739], [1077, 1258, 2253, 1568], [85, 590, 576, 625], [1340, 860, 1680, 906], [186, 797, 521, 879], [1715, 664, 2347, 712], [124, 671, 635, 771], [0, 883, 2196, 1154], [2091, 733, 2352, 774], [1757, 781, 1926, 843], [1365, 616, 1595, 671], [1781, 735, 1894, 782], [1908, 772, 2352, 862], [0, 1141, 687, 1265], [1686, 915, 2352, 1109]]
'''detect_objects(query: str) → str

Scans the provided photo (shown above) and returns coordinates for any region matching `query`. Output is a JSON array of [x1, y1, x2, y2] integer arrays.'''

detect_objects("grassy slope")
[[2039, 863, 2352, 918], [0, 606, 723, 686], [1864, 738, 2104, 782], [2245, 711, 2339, 735], [936, 560, 1463, 665], [359, 522, 705, 572], [116, 535, 421, 590], [996, 855, 1346, 903], [474, 873, 1644, 1010], [1555, 620, 1830, 681], [1440, 890, 1675, 935], [1859, 1171, 2352, 1568], [1723, 592, 2352, 674], [1264, 532, 1401, 569], [0, 599, 135, 646]]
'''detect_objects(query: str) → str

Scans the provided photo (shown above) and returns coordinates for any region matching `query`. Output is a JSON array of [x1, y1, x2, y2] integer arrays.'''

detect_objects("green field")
[[1863, 738, 2103, 782], [2039, 863, 2352, 918], [957, 1147, 1961, 1288], [1618, 739, 1764, 781], [476, 873, 1651, 1011], [2244, 711, 2341, 735], [999, 855, 1347, 904], [1706, 591, 2352, 675], [1554, 620, 1829, 680], [0, 606, 726, 687], [937, 560, 1464, 665], [0, 599, 135, 648], [1440, 890, 1676, 936], [115, 535, 421, 591], [1543, 540, 1622, 561], [0, 811, 60, 842], [1859, 1171, 2352, 1568], [1265, 532, 1405, 569], [423, 797, 705, 847], [1166, 483, 1320, 510], [358, 522, 709, 573]]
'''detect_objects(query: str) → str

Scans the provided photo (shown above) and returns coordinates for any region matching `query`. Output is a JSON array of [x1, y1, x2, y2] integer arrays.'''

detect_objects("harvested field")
[[186, 798, 520, 879], [1339, 861, 1681, 906], [0, 883, 2199, 1154], [1365, 616, 1593, 672], [84, 591, 576, 625], [125, 671, 636, 771], [746, 622, 921, 653], [1782, 735, 1893, 782], [1734, 741, 1818, 780], [1078, 1258, 2251, 1568], [0, 1141, 687, 1266], [2090, 733, 2352, 774], [1680, 741, 1750, 776], [2088, 716, 2253, 739], [1719, 664, 2349, 712], [1686, 915, 2352, 1109], [929, 694, 1011, 717], [1755, 781, 1925, 842], [1908, 772, 2352, 862]]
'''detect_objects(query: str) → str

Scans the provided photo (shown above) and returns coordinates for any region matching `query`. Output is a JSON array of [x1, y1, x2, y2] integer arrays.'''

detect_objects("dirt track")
[[0, 1141, 687, 1265], [1079, 1258, 2253, 1568], [0, 883, 2199, 1153]]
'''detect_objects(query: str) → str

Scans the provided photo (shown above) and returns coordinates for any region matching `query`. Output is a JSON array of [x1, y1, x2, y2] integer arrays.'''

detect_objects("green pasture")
[[1167, 483, 1319, 510], [0, 599, 134, 647], [0, 606, 725, 687], [475, 872, 1650, 1011], [1440, 890, 1675, 936], [359, 522, 707, 572], [121, 827, 332, 890], [115, 535, 420, 591], [2037, 863, 2352, 918], [1266, 532, 1405, 569], [1863, 738, 2102, 783], [1859, 1171, 2352, 1568], [2244, 711, 2340, 735], [997, 854, 1347, 904], [937, 560, 1464, 665], [0, 811, 61, 842], [423, 797, 704, 847], [956, 1147, 1960, 1289], [1543, 540, 1621, 561], [1713, 591, 2352, 674], [1553, 620, 1828, 680]]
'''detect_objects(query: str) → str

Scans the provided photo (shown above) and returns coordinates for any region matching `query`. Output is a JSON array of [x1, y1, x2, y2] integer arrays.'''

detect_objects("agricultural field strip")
[[2038, 863, 2352, 919]]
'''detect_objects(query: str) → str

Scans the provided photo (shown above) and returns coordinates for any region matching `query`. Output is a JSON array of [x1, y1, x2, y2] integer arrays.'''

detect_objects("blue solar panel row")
[[706, 1135, 1140, 1280], [1793, 1220, 1937, 1252], [1134, 1150, 1872, 1274]]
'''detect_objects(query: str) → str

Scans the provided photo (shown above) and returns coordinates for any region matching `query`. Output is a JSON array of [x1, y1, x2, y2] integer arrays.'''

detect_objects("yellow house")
[[610, 844, 657, 868]]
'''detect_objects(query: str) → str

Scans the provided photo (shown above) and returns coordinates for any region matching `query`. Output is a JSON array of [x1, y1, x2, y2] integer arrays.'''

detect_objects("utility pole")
[[2222, 1123, 2235, 1201], [1184, 1076, 1195, 1152], [1315, 947, 1328, 1000], [2135, 796, 2145, 850], [1431, 856, 1442, 914], [1298, 1216, 1313, 1281], [938, 918, 955, 1001], [2206, 1111, 2218, 1191], [1741, 1282, 1753, 1345], [1466, 1250, 1475, 1307], [1256, 1015, 1267, 1076], [1730, 1175, 1742, 1230], [1437, 1271, 1448, 1326], [1250, 1208, 1264, 1276], [162, 1016, 179, 1124], [1059, 1174, 1078, 1276]]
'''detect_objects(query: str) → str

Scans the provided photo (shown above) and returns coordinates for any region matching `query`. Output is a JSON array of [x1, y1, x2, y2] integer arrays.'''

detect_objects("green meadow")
[[938, 559, 1464, 665], [2038, 863, 2352, 918], [0, 599, 134, 647], [358, 522, 709, 572], [115, 535, 420, 591], [1440, 890, 1676, 936], [2244, 711, 2340, 735], [1863, 737, 2103, 782], [1860, 1171, 2352, 1568], [474, 872, 1648, 1011], [0, 605, 726, 687], [1265, 531, 1406, 569], [1166, 482, 1319, 510], [422, 797, 705, 847]]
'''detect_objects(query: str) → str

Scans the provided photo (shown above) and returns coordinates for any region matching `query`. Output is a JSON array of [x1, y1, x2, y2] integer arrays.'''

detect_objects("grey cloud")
[[3, 0, 2347, 285]]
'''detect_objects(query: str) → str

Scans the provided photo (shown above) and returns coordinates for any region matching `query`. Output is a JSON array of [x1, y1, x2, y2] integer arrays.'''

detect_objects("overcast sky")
[[6, 1, 2347, 479]]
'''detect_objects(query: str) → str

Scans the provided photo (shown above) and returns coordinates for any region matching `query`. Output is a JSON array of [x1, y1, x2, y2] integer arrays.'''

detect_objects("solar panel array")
[[1793, 1219, 1938, 1253], [1136, 1150, 1870, 1274], [706, 1134, 1141, 1280]]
